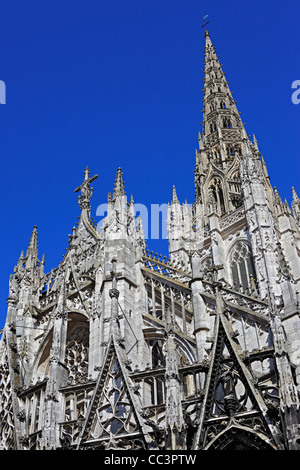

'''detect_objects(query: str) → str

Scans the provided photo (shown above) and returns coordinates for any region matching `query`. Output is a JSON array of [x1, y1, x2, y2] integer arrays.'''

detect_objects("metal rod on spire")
[[201, 15, 209, 31]]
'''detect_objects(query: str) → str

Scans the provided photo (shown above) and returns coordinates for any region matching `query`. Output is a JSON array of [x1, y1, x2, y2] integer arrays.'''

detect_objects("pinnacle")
[[292, 187, 299, 201], [112, 167, 126, 199], [172, 185, 179, 204], [274, 187, 283, 205], [253, 134, 259, 151], [26, 225, 38, 256], [84, 166, 90, 180], [24, 225, 39, 271]]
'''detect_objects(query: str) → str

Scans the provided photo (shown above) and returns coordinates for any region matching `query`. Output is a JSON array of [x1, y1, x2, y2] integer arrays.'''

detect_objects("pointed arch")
[[64, 312, 89, 384], [206, 425, 276, 450], [192, 308, 279, 450], [148, 339, 165, 368], [228, 240, 257, 294], [207, 176, 226, 216], [33, 328, 54, 381], [77, 338, 147, 450]]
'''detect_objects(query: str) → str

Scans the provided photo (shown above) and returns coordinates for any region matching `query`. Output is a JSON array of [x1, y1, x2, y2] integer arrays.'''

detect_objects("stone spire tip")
[[172, 185, 179, 204], [113, 167, 126, 198]]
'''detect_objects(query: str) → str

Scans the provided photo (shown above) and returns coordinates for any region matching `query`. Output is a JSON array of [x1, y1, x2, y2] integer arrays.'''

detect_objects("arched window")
[[202, 257, 214, 282], [148, 340, 165, 368], [229, 171, 242, 204], [230, 242, 256, 294], [223, 118, 232, 129], [65, 314, 89, 384], [208, 177, 225, 216]]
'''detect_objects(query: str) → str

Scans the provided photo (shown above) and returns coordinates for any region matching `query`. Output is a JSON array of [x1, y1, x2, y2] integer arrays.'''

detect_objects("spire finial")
[[26, 225, 38, 258], [24, 225, 40, 272], [112, 167, 126, 199], [292, 187, 298, 201], [201, 14, 210, 36], [74, 167, 98, 211], [172, 185, 179, 204]]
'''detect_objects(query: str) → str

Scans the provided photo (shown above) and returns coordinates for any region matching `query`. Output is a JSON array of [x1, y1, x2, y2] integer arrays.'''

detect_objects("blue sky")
[[0, 0, 299, 328]]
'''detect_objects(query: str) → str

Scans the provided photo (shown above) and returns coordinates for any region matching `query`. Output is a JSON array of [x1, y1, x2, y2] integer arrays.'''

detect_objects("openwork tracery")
[[230, 241, 257, 294], [0, 362, 15, 449], [65, 322, 89, 384], [207, 177, 225, 215], [89, 355, 140, 440]]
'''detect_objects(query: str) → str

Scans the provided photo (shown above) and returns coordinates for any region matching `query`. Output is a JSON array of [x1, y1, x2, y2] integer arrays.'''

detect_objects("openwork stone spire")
[[201, 30, 244, 147], [194, 28, 247, 214]]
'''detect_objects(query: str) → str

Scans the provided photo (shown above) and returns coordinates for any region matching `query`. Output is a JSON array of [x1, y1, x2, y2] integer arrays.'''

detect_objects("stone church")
[[1, 28, 300, 451]]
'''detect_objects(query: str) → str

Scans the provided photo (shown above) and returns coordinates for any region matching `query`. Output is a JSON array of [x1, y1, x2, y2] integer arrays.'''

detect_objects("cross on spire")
[[201, 15, 210, 31], [74, 166, 98, 211]]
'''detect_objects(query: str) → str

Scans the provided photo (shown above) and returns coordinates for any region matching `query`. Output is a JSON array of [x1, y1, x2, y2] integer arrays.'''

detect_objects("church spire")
[[194, 27, 246, 213], [201, 30, 244, 147]]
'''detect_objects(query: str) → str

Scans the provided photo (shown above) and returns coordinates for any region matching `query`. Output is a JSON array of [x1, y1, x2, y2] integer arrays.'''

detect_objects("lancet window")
[[63, 387, 93, 422], [230, 242, 256, 294], [209, 120, 217, 134], [180, 353, 198, 398], [228, 171, 242, 209], [145, 276, 193, 336], [208, 177, 225, 215], [144, 375, 165, 406], [223, 117, 232, 129], [65, 316, 89, 385], [21, 387, 46, 435], [212, 147, 222, 165], [227, 144, 242, 158]]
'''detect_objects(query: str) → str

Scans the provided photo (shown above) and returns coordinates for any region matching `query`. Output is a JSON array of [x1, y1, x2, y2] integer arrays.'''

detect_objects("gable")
[[194, 308, 279, 450], [77, 339, 146, 449]]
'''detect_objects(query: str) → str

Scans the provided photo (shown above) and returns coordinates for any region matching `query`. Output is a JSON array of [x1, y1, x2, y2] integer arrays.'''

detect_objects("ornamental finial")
[[74, 166, 98, 211], [201, 14, 210, 36]]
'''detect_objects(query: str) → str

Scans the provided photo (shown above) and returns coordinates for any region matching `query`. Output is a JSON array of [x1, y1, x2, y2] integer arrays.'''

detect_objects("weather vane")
[[201, 15, 209, 31]]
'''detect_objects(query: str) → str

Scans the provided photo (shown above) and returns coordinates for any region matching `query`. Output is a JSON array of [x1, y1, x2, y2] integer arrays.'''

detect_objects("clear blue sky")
[[0, 0, 299, 328]]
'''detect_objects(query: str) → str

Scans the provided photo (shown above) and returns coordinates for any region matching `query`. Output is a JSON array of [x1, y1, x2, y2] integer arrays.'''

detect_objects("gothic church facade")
[[1, 30, 300, 450]]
